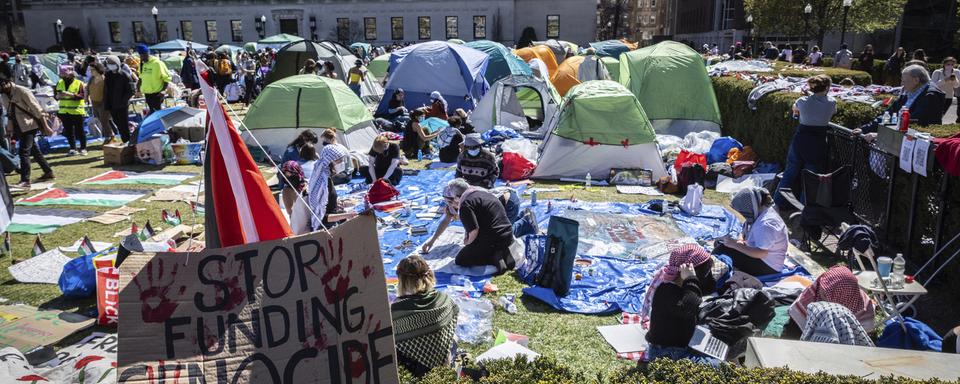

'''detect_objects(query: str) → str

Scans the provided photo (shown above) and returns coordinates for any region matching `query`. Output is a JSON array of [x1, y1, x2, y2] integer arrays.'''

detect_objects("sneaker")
[[80, 150, 88, 156], [67, 149, 77, 156], [522, 208, 540, 236], [36, 172, 55, 181], [13, 181, 30, 189]]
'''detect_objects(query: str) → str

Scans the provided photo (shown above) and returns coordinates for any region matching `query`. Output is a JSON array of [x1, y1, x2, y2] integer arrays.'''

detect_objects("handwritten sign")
[[0, 305, 94, 353], [117, 213, 398, 384], [0, 332, 117, 383]]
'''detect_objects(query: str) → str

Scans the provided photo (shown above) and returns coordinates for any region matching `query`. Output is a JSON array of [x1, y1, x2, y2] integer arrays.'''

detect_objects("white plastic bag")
[[501, 138, 539, 163], [681, 131, 720, 154], [680, 183, 703, 215]]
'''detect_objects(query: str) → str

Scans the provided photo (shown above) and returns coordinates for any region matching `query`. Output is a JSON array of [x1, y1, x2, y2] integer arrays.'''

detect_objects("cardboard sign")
[[0, 305, 95, 353], [117, 214, 398, 384], [0, 332, 118, 383]]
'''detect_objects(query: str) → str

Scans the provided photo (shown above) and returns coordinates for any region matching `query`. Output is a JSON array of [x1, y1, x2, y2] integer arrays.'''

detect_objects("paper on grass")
[[413, 227, 498, 276], [616, 185, 664, 196], [597, 324, 648, 353], [476, 341, 540, 363], [8, 249, 71, 284]]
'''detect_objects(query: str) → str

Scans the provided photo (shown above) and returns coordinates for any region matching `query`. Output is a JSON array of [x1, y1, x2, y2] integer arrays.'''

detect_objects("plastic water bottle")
[[892, 253, 906, 289], [890, 112, 898, 126], [882, 111, 891, 125], [530, 189, 538, 206], [585, 172, 592, 188], [498, 295, 518, 314]]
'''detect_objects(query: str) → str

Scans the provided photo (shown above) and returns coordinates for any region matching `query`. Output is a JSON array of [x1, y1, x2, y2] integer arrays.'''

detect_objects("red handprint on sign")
[[320, 238, 352, 305], [211, 260, 247, 312], [132, 259, 187, 323]]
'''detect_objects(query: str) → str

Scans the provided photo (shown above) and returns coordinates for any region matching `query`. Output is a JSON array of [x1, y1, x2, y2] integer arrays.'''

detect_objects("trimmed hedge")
[[769, 62, 874, 85], [405, 357, 960, 383]]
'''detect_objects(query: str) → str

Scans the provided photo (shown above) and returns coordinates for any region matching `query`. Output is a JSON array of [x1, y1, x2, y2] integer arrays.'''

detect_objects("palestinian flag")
[[79, 170, 196, 186], [17, 188, 147, 207], [138, 221, 156, 240], [77, 236, 97, 256], [162, 209, 182, 226], [198, 62, 291, 248], [7, 207, 98, 234], [0, 169, 12, 234], [32, 235, 45, 257]]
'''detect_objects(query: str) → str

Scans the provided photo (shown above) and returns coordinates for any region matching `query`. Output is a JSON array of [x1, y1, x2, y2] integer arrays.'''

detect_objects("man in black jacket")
[[886, 64, 945, 126], [103, 56, 134, 143]]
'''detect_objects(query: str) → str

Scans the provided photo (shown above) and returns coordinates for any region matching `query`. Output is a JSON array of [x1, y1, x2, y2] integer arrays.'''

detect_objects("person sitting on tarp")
[[366, 134, 406, 185], [800, 301, 874, 347], [384, 88, 408, 120], [436, 115, 464, 163], [390, 255, 459, 377], [304, 144, 359, 232], [320, 128, 353, 185], [781, 266, 875, 340], [421, 178, 516, 273], [426, 91, 449, 120], [456, 134, 499, 189], [401, 109, 440, 159], [642, 245, 720, 367], [715, 187, 788, 277]]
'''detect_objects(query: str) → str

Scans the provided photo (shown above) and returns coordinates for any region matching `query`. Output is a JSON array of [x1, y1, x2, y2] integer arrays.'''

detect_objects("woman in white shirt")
[[714, 187, 789, 277], [931, 56, 959, 118], [807, 46, 823, 66]]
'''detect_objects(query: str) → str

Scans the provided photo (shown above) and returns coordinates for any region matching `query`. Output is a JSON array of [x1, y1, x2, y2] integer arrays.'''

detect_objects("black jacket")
[[103, 71, 134, 111], [886, 84, 945, 126]]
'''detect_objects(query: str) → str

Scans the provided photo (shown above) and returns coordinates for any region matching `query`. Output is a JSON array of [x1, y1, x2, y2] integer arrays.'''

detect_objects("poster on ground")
[[117, 213, 398, 384]]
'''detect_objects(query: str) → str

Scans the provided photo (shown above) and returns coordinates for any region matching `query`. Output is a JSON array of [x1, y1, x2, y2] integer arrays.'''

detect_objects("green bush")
[[401, 357, 960, 383], [710, 76, 881, 163]]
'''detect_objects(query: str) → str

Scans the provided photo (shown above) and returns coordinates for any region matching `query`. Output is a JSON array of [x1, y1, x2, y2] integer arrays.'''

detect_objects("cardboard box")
[[103, 142, 135, 165]]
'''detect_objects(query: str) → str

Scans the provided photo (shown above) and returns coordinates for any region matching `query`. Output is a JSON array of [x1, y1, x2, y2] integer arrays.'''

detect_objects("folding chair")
[[778, 166, 857, 252]]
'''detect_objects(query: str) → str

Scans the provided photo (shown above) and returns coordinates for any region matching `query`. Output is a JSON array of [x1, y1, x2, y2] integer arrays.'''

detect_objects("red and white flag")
[[197, 63, 291, 247]]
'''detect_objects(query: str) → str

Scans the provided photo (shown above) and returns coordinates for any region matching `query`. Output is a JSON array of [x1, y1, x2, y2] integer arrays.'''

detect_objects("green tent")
[[619, 41, 721, 136], [241, 75, 379, 156], [162, 54, 184, 72], [368, 54, 390, 80], [532, 80, 666, 180], [554, 80, 654, 145], [258, 33, 304, 45], [601, 57, 620, 82]]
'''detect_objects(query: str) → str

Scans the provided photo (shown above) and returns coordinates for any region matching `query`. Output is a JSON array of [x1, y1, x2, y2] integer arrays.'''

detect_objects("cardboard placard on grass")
[[0, 305, 95, 353], [118, 214, 399, 384]]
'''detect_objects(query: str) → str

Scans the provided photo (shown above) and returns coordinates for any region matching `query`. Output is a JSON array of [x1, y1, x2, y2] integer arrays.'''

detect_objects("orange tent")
[[516, 45, 558, 79], [551, 56, 586, 96]]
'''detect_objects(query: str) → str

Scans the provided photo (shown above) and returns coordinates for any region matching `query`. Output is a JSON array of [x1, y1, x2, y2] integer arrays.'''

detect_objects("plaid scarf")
[[391, 290, 459, 372], [801, 301, 874, 347], [789, 266, 875, 330], [641, 244, 711, 321], [307, 144, 349, 230]]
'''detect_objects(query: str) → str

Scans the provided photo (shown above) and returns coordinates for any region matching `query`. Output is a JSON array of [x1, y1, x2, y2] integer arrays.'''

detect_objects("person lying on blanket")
[[780, 265, 875, 340], [714, 187, 789, 277], [420, 178, 535, 273]]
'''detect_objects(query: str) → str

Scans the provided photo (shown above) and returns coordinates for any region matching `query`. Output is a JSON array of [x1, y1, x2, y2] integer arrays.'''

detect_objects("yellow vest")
[[56, 79, 87, 116]]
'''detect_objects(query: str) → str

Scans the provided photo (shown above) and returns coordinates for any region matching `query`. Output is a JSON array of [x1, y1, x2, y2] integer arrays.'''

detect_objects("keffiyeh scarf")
[[801, 301, 874, 347], [307, 144, 349, 230], [789, 266, 875, 330], [391, 290, 459, 373], [641, 244, 711, 321]]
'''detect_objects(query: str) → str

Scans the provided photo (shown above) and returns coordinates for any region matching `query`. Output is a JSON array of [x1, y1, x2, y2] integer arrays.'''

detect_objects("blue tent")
[[589, 40, 633, 58], [464, 40, 532, 85], [377, 41, 490, 116], [149, 39, 209, 52]]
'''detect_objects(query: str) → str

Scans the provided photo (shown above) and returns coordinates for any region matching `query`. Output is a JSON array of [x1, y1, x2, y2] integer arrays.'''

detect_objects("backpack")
[[532, 216, 579, 297], [366, 178, 399, 204], [677, 163, 706, 194]]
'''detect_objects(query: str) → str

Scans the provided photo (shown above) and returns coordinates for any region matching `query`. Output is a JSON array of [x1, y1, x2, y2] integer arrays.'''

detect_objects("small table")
[[855, 271, 928, 323]]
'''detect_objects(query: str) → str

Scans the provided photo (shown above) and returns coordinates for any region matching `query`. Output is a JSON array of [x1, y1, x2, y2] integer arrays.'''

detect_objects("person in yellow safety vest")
[[136, 44, 170, 115], [55, 64, 88, 156]]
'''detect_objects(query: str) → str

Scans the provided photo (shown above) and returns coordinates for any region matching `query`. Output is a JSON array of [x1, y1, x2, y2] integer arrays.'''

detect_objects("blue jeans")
[[774, 126, 828, 207], [501, 188, 537, 237], [349, 83, 362, 97], [644, 344, 721, 367]]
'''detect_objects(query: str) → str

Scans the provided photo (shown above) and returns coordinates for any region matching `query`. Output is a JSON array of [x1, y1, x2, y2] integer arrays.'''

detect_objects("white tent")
[[532, 80, 668, 180], [471, 75, 561, 138], [316, 40, 385, 105]]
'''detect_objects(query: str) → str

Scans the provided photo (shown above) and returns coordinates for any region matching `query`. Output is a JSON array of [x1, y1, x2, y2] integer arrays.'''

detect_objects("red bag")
[[95, 262, 120, 326], [674, 150, 707, 175], [366, 178, 399, 204], [501, 152, 536, 181]]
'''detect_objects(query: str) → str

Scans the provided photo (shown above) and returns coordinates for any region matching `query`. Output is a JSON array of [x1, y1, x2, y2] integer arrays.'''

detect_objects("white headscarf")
[[307, 144, 350, 230], [430, 91, 448, 112]]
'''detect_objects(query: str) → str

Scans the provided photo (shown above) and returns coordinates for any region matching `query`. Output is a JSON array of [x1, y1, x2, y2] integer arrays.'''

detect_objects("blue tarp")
[[377, 41, 490, 116]]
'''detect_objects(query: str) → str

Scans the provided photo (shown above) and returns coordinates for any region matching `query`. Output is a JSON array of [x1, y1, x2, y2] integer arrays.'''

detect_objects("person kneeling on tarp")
[[421, 178, 517, 273], [714, 187, 789, 277], [391, 255, 459, 377], [641, 245, 720, 367]]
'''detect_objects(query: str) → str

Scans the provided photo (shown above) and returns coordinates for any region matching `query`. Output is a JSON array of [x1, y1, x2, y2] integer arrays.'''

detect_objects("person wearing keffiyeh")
[[390, 256, 459, 377], [781, 266, 875, 340], [801, 301, 874, 347], [306, 144, 357, 231], [714, 187, 789, 277]]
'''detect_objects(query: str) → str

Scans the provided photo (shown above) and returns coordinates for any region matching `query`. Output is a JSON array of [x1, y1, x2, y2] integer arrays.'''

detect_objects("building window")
[[391, 17, 403, 40], [230, 20, 242, 42], [651, 0, 656, 7], [546, 15, 559, 38], [445, 16, 458, 39], [205, 20, 218, 42], [109, 22, 121, 43], [364, 17, 377, 40], [181, 20, 193, 41], [473, 15, 486, 39], [157, 21, 168, 41], [418, 16, 431, 40], [132, 21, 145, 43], [337, 18, 350, 42]]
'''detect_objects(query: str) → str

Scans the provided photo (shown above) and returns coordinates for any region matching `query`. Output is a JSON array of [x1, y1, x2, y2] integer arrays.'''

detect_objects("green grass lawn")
[[1, 146, 761, 376]]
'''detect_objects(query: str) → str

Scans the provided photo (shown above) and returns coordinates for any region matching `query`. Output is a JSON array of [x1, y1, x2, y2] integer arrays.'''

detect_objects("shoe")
[[523, 208, 540, 235], [67, 149, 77, 156], [36, 172, 55, 181], [13, 181, 30, 189], [80, 150, 88, 156]]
